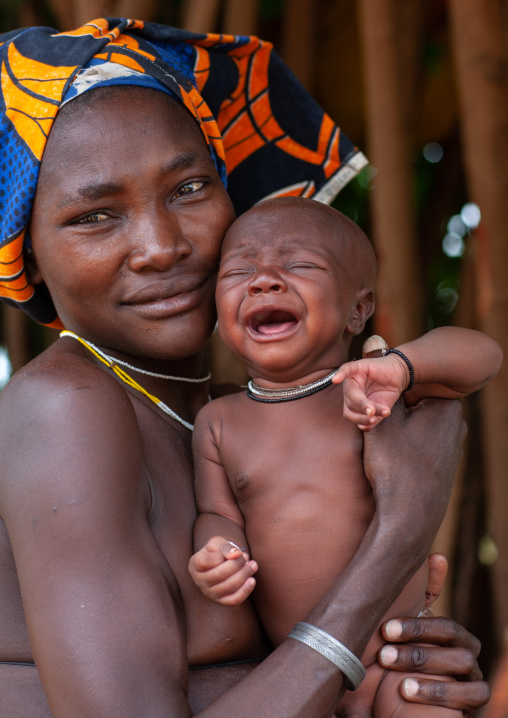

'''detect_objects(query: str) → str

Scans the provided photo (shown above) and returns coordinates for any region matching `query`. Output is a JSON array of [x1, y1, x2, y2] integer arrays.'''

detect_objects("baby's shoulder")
[[194, 390, 248, 431]]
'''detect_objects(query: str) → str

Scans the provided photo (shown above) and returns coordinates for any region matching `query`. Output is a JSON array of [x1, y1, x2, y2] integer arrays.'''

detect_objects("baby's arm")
[[189, 403, 258, 605], [334, 327, 502, 429]]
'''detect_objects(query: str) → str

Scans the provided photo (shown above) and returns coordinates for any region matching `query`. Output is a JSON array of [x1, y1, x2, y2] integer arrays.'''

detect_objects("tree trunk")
[[358, 0, 424, 346], [449, 0, 508, 639]]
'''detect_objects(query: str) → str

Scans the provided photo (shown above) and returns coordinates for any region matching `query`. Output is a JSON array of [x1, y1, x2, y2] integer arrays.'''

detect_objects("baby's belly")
[[248, 503, 428, 660], [245, 489, 376, 646]]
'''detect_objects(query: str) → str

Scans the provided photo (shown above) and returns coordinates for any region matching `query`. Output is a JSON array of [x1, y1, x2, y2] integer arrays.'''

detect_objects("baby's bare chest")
[[219, 398, 371, 517]]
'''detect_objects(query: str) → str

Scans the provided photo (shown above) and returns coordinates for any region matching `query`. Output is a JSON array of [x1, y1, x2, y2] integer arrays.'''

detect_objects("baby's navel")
[[235, 472, 249, 491]]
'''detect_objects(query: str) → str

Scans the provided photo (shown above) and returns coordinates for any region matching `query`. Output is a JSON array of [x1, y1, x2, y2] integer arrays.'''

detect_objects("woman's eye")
[[74, 212, 111, 224], [174, 181, 205, 197]]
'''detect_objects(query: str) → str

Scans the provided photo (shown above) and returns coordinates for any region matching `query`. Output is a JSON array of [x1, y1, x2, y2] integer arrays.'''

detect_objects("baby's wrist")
[[382, 348, 414, 392]]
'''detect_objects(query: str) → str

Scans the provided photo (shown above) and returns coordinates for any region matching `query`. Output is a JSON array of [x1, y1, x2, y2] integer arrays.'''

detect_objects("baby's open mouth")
[[249, 309, 299, 335]]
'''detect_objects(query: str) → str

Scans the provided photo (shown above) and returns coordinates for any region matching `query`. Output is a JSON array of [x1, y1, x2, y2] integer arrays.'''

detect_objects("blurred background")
[[1, 1, 507, 712]]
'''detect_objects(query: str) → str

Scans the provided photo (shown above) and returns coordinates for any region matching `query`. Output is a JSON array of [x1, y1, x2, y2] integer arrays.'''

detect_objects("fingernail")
[[385, 620, 403, 639], [403, 678, 419, 697], [380, 646, 398, 665]]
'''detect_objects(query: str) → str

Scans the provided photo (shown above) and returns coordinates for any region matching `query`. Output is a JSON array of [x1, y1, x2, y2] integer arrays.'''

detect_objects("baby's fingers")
[[343, 384, 389, 424], [201, 560, 258, 605], [343, 378, 375, 414], [332, 361, 358, 385], [191, 536, 248, 573]]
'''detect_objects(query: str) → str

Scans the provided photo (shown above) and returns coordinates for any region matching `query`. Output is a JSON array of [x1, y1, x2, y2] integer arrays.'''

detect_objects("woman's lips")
[[122, 276, 212, 318]]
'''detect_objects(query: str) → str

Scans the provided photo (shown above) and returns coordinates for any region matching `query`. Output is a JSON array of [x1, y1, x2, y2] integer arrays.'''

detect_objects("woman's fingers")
[[362, 335, 389, 358], [426, 553, 448, 606], [399, 677, 490, 715], [380, 644, 480, 680], [382, 617, 481, 658]]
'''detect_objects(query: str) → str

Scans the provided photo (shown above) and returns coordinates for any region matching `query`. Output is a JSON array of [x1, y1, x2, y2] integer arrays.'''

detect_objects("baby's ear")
[[346, 289, 375, 336]]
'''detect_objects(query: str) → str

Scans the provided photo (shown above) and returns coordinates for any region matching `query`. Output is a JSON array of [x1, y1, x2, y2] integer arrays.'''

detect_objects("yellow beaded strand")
[[60, 330, 194, 431]]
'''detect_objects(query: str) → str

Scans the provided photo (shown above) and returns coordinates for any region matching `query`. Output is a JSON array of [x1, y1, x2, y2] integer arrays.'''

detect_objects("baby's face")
[[216, 200, 358, 382]]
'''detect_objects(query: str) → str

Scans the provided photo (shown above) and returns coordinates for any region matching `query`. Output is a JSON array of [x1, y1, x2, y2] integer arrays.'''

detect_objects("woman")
[[0, 19, 488, 716]]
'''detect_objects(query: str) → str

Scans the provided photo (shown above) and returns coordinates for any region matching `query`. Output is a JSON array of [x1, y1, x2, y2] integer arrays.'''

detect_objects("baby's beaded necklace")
[[60, 330, 197, 431]]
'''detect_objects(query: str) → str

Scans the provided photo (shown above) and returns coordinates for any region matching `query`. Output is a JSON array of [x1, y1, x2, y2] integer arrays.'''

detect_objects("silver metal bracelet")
[[287, 622, 366, 690]]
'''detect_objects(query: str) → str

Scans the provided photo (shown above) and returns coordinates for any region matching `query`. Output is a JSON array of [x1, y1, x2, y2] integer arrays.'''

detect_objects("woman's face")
[[29, 87, 235, 361]]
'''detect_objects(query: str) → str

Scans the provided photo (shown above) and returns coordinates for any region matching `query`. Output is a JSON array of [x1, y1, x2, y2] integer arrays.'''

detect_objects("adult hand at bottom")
[[378, 615, 490, 715]]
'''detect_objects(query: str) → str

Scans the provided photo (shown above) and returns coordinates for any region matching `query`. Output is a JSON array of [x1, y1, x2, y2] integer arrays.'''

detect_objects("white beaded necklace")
[[60, 331, 197, 431], [84, 347, 211, 383]]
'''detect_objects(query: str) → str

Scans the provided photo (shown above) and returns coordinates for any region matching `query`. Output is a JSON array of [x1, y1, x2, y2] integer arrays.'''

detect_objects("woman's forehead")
[[52, 85, 197, 142], [39, 87, 211, 183]]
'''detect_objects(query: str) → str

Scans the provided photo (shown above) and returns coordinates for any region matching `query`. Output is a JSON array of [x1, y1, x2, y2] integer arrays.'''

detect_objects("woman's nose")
[[248, 267, 288, 296], [127, 211, 192, 272]]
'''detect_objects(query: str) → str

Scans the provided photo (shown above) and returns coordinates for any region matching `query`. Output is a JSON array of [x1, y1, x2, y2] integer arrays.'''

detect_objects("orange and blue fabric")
[[0, 18, 367, 327]]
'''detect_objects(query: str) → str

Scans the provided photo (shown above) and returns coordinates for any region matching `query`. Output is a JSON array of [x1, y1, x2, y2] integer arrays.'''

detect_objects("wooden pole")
[[449, 0, 508, 639], [46, 0, 76, 30], [223, 0, 259, 36], [181, 0, 221, 33], [281, 0, 315, 90], [483, 632, 508, 717], [3, 305, 28, 374], [117, 0, 159, 21], [358, 0, 424, 346]]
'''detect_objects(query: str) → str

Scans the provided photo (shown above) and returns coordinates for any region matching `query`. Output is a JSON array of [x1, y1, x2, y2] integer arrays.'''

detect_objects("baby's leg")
[[373, 669, 461, 718]]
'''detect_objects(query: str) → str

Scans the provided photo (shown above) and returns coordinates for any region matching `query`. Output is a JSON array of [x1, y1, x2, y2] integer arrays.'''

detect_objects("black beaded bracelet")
[[382, 348, 415, 391]]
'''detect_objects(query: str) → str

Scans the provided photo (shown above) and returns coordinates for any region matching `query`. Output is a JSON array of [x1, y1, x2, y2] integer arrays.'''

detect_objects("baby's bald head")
[[223, 196, 377, 299]]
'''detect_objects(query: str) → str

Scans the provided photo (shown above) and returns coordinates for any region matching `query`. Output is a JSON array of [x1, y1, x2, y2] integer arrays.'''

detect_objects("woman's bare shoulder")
[[0, 342, 142, 499], [0, 341, 133, 417]]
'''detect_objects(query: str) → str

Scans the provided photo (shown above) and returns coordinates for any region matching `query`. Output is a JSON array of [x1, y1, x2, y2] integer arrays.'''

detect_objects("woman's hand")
[[375, 555, 489, 715], [378, 615, 489, 715]]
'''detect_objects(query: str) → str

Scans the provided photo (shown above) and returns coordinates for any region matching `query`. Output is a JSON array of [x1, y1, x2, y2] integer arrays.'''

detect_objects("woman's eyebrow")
[[56, 181, 124, 208], [161, 152, 200, 174], [55, 153, 203, 209]]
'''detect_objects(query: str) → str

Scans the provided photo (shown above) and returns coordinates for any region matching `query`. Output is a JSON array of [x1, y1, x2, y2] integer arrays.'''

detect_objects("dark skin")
[[190, 200, 500, 716], [0, 88, 489, 716]]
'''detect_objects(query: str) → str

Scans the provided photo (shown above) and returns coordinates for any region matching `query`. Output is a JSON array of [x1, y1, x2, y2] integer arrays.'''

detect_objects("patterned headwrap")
[[0, 18, 367, 327]]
